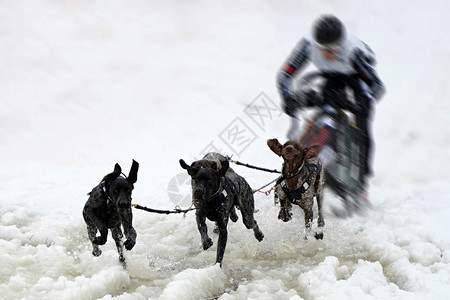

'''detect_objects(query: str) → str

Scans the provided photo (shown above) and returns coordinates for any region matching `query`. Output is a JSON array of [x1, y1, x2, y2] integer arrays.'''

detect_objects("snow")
[[1, 0, 450, 299]]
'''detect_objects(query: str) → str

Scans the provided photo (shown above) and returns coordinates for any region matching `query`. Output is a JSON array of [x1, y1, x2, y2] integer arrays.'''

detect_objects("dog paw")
[[254, 230, 264, 242], [230, 213, 238, 223], [202, 238, 213, 250], [119, 256, 127, 269], [92, 248, 102, 257], [124, 239, 135, 251], [278, 209, 292, 222], [314, 232, 324, 240]]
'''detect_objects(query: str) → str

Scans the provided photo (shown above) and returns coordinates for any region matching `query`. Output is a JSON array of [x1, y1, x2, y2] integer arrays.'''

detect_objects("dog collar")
[[281, 161, 305, 181], [210, 183, 222, 198], [210, 178, 226, 198]]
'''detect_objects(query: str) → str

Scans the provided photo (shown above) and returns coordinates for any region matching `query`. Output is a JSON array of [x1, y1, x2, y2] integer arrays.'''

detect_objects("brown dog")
[[267, 139, 325, 239]]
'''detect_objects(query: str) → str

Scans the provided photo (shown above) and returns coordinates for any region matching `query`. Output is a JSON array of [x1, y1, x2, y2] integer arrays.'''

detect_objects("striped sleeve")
[[351, 48, 385, 100], [277, 38, 311, 99]]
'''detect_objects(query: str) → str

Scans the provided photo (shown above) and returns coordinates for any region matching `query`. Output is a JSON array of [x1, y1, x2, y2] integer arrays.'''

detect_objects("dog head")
[[103, 160, 139, 213], [267, 138, 321, 167], [179, 158, 228, 201]]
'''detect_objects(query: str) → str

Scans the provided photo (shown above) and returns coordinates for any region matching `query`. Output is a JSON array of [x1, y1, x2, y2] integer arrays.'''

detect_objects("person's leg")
[[355, 97, 374, 187], [322, 77, 347, 109]]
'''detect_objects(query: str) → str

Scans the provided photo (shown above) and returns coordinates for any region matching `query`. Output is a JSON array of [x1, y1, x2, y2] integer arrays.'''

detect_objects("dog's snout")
[[285, 145, 294, 152], [193, 187, 206, 199], [118, 201, 128, 209]]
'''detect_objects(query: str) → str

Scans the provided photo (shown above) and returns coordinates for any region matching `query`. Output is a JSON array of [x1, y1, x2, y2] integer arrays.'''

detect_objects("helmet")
[[312, 15, 345, 46]]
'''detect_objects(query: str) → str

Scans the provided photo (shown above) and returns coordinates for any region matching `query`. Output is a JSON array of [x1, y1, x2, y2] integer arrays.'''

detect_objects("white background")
[[1, 1, 450, 299]]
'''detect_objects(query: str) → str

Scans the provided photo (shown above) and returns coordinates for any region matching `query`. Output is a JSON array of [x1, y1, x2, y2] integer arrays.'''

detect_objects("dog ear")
[[127, 160, 139, 184], [180, 159, 199, 176], [267, 139, 282, 156], [304, 144, 322, 159], [218, 159, 229, 177], [179, 159, 191, 170], [104, 163, 122, 183]]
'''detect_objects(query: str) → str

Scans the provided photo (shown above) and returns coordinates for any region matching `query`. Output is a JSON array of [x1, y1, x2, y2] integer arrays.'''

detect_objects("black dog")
[[180, 153, 264, 267], [83, 160, 139, 266]]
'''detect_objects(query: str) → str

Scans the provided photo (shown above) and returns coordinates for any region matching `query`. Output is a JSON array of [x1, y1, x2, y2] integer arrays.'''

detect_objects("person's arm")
[[277, 38, 311, 116], [351, 48, 385, 101]]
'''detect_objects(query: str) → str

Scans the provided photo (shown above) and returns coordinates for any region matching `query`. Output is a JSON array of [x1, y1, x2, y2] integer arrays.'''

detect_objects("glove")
[[303, 90, 319, 107]]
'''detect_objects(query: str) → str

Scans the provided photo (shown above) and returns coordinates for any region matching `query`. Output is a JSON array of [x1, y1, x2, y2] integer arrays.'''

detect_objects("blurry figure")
[[276, 14, 385, 190]]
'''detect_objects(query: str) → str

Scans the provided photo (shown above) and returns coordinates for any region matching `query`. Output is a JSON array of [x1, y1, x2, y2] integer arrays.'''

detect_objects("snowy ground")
[[1, 1, 450, 299]]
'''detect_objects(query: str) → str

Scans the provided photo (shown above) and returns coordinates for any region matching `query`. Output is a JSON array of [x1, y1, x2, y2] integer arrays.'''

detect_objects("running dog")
[[180, 153, 264, 267], [83, 160, 139, 266], [267, 139, 325, 239]]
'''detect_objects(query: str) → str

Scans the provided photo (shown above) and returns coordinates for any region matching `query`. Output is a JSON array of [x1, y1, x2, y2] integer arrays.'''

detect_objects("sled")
[[296, 72, 370, 214]]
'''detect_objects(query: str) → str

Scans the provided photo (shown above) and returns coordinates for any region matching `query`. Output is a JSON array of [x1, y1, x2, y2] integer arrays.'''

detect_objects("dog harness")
[[87, 180, 110, 203], [213, 176, 242, 208], [279, 162, 322, 205], [98, 180, 114, 205], [201, 177, 232, 207]]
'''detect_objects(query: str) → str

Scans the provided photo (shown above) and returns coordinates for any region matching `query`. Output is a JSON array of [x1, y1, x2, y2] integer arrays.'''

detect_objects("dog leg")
[[234, 189, 264, 242], [316, 196, 325, 228], [230, 206, 238, 223], [215, 221, 228, 267], [111, 226, 126, 266], [123, 227, 137, 251], [86, 224, 102, 256], [196, 213, 213, 250], [251, 221, 264, 242], [315, 194, 325, 240], [122, 212, 137, 251], [83, 207, 108, 246], [278, 194, 292, 222], [303, 209, 313, 239], [214, 207, 238, 233], [239, 209, 264, 242]]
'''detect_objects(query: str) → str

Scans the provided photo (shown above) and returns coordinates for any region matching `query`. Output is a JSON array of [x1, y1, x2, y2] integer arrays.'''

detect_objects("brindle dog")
[[180, 153, 264, 267], [83, 160, 139, 267], [268, 139, 325, 239]]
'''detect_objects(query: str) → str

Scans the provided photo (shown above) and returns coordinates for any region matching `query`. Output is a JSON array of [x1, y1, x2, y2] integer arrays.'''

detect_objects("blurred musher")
[[276, 14, 385, 190]]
